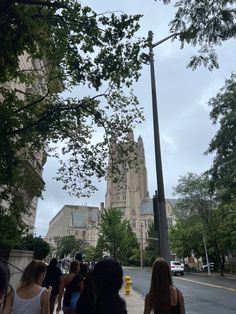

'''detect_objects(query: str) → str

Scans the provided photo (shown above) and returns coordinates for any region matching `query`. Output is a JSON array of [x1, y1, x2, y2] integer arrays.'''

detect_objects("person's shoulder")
[[40, 287, 51, 303], [176, 287, 183, 297]]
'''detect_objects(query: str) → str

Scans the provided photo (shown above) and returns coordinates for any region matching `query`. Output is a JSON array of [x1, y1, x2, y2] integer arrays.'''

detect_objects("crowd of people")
[[0, 256, 185, 314]]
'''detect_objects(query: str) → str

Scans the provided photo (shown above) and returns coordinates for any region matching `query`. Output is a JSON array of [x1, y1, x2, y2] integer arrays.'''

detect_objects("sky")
[[35, 0, 236, 236]]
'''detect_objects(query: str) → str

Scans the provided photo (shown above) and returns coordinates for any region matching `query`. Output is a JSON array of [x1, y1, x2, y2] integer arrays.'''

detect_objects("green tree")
[[0, 1, 145, 243], [56, 236, 84, 257], [163, 0, 236, 70], [173, 172, 225, 275], [0, 2, 144, 196], [83, 245, 98, 262], [144, 221, 159, 266], [21, 235, 50, 260], [169, 216, 205, 260], [206, 73, 236, 201], [97, 208, 139, 263]]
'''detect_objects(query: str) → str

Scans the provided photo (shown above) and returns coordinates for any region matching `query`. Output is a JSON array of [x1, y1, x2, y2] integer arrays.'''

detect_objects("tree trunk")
[[214, 238, 224, 276]]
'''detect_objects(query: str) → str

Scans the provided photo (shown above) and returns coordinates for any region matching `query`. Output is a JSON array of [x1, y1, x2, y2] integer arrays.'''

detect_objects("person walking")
[[144, 258, 185, 314], [3, 260, 51, 314], [57, 260, 83, 314], [93, 258, 127, 314], [42, 258, 62, 314], [0, 261, 10, 313], [75, 253, 88, 279]]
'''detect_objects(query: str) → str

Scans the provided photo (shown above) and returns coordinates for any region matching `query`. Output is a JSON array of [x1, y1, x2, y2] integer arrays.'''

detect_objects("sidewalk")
[[121, 287, 144, 314], [54, 288, 144, 314]]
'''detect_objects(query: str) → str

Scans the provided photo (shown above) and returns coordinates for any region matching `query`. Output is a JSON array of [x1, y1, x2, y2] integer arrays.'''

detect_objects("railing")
[[0, 256, 23, 273]]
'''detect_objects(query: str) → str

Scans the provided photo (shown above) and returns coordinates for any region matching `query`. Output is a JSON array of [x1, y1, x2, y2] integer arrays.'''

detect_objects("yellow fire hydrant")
[[124, 275, 132, 295]]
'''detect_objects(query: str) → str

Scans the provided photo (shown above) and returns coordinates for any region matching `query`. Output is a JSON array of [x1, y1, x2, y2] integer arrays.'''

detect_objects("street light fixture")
[[142, 31, 179, 262]]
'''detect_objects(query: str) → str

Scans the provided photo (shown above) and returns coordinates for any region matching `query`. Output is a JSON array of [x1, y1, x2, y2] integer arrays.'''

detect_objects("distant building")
[[105, 131, 177, 246], [105, 132, 149, 241], [140, 198, 177, 247], [47, 205, 100, 248]]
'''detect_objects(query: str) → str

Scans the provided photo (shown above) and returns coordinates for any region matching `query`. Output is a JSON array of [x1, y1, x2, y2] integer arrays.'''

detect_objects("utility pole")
[[202, 224, 211, 275], [148, 30, 174, 262], [140, 222, 144, 268]]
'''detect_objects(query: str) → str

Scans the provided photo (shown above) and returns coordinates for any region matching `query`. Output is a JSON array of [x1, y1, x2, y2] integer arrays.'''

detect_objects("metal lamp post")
[[142, 31, 179, 262]]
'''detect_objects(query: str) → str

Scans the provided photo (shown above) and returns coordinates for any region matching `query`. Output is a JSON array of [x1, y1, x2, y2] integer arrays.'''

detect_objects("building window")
[[167, 217, 173, 226], [131, 219, 137, 229], [75, 230, 78, 236]]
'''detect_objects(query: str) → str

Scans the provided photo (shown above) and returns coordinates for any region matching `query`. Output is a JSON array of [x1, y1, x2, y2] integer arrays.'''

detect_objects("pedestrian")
[[93, 258, 127, 314], [75, 253, 88, 279], [57, 260, 84, 314], [42, 258, 63, 314], [144, 258, 186, 314], [0, 260, 11, 313], [3, 260, 51, 314], [76, 268, 95, 314]]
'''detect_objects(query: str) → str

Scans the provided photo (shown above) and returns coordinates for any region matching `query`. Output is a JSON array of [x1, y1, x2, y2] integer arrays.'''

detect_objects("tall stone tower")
[[105, 132, 149, 240]]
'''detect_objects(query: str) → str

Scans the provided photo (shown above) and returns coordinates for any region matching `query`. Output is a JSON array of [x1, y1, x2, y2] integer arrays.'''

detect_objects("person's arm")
[[56, 276, 65, 312], [143, 294, 150, 314], [179, 291, 186, 314], [79, 279, 84, 295], [2, 290, 13, 314], [41, 287, 51, 314]]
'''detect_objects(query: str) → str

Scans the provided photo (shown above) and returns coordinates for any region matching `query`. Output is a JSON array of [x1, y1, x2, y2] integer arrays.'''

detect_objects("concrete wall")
[[0, 249, 33, 288]]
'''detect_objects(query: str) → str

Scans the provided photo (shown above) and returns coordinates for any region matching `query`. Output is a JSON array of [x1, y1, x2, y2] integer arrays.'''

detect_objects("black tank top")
[[171, 289, 180, 314]]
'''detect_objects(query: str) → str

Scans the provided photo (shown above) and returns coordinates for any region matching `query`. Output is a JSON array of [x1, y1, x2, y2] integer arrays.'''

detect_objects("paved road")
[[124, 268, 236, 314]]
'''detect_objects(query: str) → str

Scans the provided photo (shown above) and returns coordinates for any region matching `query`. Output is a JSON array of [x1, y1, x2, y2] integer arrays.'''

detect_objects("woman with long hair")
[[93, 258, 127, 314], [42, 258, 62, 314], [3, 260, 51, 314], [144, 258, 185, 314], [57, 260, 84, 314]]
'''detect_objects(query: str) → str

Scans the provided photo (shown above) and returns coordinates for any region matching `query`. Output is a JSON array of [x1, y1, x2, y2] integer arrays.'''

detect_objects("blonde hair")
[[20, 260, 47, 287]]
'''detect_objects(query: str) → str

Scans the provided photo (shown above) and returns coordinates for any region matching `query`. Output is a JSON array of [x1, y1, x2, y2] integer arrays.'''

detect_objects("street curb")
[[187, 272, 236, 281]]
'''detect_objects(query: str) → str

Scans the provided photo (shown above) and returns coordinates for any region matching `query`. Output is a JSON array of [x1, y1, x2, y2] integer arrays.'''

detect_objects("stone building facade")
[[0, 53, 47, 234], [105, 132, 149, 240], [47, 205, 100, 248], [105, 131, 177, 246]]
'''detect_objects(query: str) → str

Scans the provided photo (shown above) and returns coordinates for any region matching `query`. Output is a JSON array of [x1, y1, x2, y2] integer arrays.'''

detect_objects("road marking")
[[175, 277, 236, 292]]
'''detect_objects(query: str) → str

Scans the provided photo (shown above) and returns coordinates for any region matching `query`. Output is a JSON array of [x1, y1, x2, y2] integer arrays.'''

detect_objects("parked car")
[[202, 262, 215, 271], [170, 261, 184, 276]]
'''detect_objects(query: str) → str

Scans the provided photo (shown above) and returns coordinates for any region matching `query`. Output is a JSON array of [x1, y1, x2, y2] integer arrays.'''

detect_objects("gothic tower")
[[105, 132, 149, 240]]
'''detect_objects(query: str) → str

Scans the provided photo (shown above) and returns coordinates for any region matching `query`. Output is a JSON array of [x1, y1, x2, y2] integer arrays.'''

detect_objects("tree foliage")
[[96, 208, 139, 263], [21, 235, 50, 259], [206, 73, 236, 200], [144, 221, 159, 266], [0, 1, 145, 197], [173, 172, 225, 273], [56, 235, 84, 257], [169, 216, 204, 259], [163, 0, 236, 70], [83, 245, 98, 262]]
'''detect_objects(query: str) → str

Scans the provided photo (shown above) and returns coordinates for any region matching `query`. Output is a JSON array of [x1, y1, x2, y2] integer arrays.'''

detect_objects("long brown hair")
[[148, 258, 173, 314], [20, 260, 47, 287]]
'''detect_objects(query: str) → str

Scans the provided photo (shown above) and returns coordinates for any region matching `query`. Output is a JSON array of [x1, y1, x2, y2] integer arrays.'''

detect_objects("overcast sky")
[[35, 0, 236, 236]]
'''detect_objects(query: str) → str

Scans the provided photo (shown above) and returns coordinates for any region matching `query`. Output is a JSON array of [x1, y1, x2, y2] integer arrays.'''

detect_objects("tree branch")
[[6, 93, 108, 136], [14, 0, 68, 9], [0, 0, 68, 15]]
